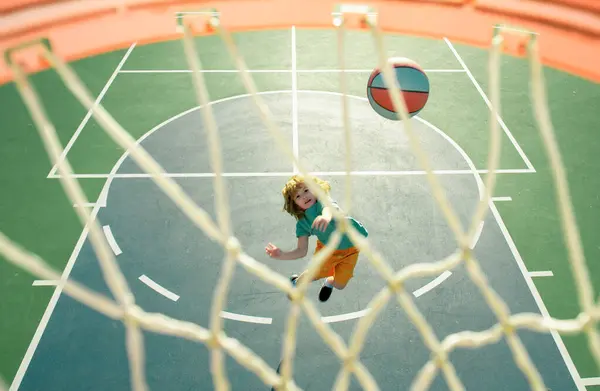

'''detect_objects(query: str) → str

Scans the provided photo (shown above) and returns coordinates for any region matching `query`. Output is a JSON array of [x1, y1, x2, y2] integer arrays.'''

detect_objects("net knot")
[[288, 287, 302, 302], [579, 311, 594, 332], [460, 246, 472, 261], [343, 353, 357, 371], [207, 332, 221, 349], [500, 318, 515, 334], [122, 303, 142, 325], [336, 217, 349, 233], [431, 349, 448, 368], [225, 236, 241, 258], [120, 292, 136, 308], [387, 277, 403, 293]]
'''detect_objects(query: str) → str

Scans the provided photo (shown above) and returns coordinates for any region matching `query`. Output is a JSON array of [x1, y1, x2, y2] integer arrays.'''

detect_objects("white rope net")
[[1, 5, 599, 391]]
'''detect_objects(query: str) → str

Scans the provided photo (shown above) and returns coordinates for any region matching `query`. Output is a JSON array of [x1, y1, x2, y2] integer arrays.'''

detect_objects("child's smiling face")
[[293, 183, 316, 210]]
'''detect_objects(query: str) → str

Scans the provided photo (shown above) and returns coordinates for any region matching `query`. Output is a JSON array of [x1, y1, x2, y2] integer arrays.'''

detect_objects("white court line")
[[443, 37, 536, 173], [489, 203, 585, 390], [48, 168, 535, 179], [97, 187, 109, 207], [582, 377, 600, 386], [118, 69, 464, 74], [298, 69, 465, 73], [291, 26, 299, 173], [470, 221, 485, 249], [32, 280, 60, 286], [10, 203, 106, 391], [482, 168, 534, 174], [220, 311, 273, 324], [47, 42, 136, 178], [138, 275, 180, 302], [492, 196, 512, 202], [119, 69, 289, 73], [73, 202, 98, 208], [321, 309, 370, 323], [528, 271, 554, 277], [413, 271, 453, 298], [102, 225, 122, 256]]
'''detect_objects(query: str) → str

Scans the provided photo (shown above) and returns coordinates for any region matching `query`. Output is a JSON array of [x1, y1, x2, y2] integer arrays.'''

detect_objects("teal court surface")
[[1, 28, 600, 390]]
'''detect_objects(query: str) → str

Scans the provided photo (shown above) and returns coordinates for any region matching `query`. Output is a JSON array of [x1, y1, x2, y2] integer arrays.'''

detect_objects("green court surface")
[[1, 28, 599, 390]]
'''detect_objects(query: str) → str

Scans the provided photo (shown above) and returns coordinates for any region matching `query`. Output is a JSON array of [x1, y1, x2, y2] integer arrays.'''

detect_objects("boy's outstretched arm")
[[266, 235, 309, 260]]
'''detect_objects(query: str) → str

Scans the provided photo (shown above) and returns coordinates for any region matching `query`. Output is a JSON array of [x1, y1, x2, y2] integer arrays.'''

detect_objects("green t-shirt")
[[295, 199, 368, 250]]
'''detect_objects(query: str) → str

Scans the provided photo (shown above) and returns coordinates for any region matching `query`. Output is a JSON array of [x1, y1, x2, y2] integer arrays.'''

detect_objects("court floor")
[[1, 27, 599, 391]]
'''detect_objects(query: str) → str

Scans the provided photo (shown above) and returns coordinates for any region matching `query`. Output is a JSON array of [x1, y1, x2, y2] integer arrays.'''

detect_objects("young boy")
[[265, 175, 368, 302]]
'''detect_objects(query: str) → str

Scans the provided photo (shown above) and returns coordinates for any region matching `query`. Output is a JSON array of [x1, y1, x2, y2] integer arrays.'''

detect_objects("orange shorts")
[[311, 240, 360, 286]]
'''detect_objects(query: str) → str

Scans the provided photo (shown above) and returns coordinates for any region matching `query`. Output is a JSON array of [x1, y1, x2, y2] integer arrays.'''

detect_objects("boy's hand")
[[265, 243, 282, 259], [312, 215, 331, 232]]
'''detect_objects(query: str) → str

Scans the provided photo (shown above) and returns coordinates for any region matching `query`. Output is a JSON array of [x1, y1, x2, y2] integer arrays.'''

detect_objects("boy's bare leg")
[[288, 272, 344, 302], [325, 276, 347, 290]]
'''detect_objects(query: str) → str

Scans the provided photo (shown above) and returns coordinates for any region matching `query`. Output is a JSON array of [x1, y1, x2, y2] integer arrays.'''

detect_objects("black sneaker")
[[319, 284, 333, 302], [288, 274, 299, 300], [290, 274, 299, 286]]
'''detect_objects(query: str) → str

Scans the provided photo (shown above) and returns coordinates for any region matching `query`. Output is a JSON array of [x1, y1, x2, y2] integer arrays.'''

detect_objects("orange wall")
[[0, 0, 66, 14], [1, 0, 599, 84]]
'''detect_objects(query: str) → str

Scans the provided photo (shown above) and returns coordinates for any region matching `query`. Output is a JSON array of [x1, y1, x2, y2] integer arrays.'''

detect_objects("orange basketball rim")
[[0, 1, 599, 84]]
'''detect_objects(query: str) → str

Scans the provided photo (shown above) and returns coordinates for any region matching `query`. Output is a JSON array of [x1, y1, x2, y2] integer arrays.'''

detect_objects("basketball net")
[[1, 4, 599, 391]]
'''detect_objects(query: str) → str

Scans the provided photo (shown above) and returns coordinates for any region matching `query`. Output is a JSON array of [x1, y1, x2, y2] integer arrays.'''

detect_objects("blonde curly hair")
[[281, 174, 331, 220]]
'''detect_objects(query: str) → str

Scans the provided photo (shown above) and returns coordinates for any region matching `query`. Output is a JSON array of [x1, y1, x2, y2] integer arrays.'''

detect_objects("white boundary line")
[[49, 168, 535, 179], [102, 225, 122, 256], [220, 311, 273, 324], [47, 43, 136, 178], [118, 69, 465, 74], [300, 69, 465, 73], [470, 221, 485, 249], [443, 37, 536, 173], [488, 203, 585, 389], [582, 377, 600, 386], [32, 280, 60, 287], [484, 168, 534, 174], [291, 26, 299, 173], [321, 309, 370, 323], [10, 203, 106, 391], [120, 69, 290, 73], [413, 271, 452, 298], [138, 275, 180, 302], [492, 196, 512, 202], [528, 271, 554, 277], [97, 187, 109, 207], [73, 202, 97, 208]]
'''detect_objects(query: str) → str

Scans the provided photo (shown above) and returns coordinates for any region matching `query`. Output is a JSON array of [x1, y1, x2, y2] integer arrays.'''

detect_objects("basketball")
[[366, 57, 430, 120]]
